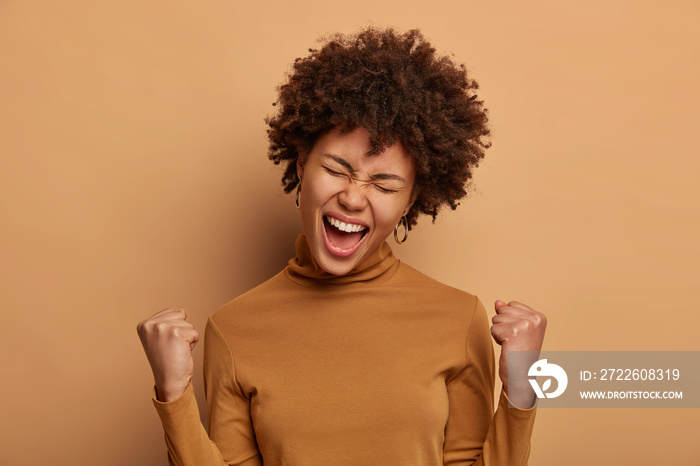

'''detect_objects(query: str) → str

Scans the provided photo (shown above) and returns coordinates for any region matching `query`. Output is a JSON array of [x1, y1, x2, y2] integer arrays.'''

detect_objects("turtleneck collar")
[[284, 234, 400, 287]]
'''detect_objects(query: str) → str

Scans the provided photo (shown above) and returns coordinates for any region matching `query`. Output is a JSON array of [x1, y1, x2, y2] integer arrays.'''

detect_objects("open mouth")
[[322, 215, 368, 256]]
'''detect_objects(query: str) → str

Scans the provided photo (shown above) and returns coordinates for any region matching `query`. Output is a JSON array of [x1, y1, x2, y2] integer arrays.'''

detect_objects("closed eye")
[[374, 184, 398, 194], [324, 165, 399, 193], [323, 166, 346, 177]]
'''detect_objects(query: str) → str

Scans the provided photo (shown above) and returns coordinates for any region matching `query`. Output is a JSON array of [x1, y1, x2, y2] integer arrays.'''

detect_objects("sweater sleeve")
[[443, 296, 537, 465], [151, 316, 262, 466]]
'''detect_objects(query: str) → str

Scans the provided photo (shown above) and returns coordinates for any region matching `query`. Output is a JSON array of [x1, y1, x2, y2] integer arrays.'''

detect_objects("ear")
[[296, 160, 303, 181], [296, 154, 306, 182], [403, 190, 418, 217]]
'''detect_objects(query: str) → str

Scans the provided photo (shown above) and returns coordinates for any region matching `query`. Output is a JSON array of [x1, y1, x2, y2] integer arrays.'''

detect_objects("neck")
[[285, 234, 399, 287]]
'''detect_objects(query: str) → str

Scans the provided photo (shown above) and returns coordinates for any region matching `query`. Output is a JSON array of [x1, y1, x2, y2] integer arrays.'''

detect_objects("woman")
[[137, 27, 546, 465]]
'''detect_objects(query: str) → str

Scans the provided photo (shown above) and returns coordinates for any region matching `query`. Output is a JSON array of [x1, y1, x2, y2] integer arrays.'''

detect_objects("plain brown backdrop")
[[1, 1, 698, 465]]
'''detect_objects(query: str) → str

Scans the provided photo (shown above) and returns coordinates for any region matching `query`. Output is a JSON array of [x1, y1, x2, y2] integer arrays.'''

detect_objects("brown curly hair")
[[265, 26, 490, 229]]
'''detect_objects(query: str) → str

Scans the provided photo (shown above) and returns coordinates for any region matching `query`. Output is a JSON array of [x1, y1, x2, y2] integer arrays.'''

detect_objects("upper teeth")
[[326, 215, 367, 233]]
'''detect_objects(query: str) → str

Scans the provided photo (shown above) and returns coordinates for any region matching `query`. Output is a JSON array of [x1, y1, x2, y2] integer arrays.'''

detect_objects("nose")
[[337, 179, 368, 212]]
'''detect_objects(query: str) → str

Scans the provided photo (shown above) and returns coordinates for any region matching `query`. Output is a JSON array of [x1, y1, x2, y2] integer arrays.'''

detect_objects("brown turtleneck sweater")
[[152, 235, 537, 465]]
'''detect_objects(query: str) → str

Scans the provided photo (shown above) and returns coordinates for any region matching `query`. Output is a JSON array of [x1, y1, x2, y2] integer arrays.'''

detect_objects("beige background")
[[1, 0, 698, 464]]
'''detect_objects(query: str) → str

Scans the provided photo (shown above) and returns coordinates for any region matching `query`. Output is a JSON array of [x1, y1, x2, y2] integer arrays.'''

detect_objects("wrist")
[[504, 383, 536, 409], [155, 381, 189, 402]]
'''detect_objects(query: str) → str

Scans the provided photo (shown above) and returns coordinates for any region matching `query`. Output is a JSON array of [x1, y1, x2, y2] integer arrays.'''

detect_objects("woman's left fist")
[[490, 300, 547, 408]]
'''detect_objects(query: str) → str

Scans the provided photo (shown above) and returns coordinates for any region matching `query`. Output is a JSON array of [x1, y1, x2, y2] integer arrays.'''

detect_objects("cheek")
[[302, 174, 344, 209], [369, 195, 408, 228]]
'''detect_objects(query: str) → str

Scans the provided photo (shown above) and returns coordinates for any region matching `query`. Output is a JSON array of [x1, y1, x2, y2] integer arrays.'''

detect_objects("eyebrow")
[[323, 154, 406, 182]]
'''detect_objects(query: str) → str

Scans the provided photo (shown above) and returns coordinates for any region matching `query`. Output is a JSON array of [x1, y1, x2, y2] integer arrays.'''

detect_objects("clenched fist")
[[136, 308, 200, 402], [490, 300, 547, 409]]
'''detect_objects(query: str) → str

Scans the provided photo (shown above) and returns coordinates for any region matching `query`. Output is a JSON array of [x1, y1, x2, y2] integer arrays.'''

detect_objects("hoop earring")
[[394, 215, 408, 244], [295, 184, 301, 209]]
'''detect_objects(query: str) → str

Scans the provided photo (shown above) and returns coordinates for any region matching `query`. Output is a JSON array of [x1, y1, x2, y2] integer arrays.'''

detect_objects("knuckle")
[[136, 323, 148, 339], [154, 321, 171, 333], [533, 312, 547, 328]]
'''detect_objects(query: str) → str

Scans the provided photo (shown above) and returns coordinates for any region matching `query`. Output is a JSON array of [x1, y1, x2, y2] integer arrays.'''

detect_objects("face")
[[296, 126, 417, 276]]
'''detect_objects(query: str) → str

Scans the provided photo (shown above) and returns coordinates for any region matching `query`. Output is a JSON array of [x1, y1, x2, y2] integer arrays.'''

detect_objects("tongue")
[[326, 220, 363, 250]]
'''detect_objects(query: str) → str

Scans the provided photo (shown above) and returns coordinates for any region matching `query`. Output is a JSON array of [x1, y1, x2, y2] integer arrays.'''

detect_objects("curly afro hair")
[[265, 26, 491, 229]]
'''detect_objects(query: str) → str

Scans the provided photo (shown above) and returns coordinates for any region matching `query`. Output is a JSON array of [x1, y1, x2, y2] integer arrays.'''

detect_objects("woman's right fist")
[[136, 308, 199, 402]]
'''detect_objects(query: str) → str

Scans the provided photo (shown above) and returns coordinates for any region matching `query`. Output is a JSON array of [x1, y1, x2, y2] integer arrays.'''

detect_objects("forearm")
[[470, 388, 537, 466], [152, 383, 230, 466]]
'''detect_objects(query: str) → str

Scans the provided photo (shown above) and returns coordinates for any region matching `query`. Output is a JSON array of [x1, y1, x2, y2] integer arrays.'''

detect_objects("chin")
[[308, 214, 373, 276], [314, 246, 362, 276]]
